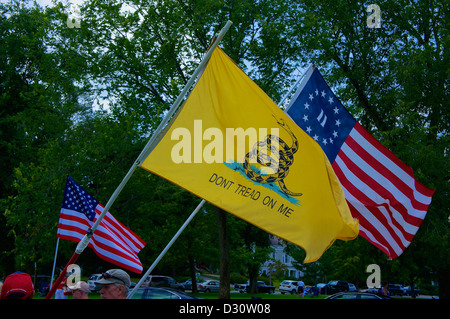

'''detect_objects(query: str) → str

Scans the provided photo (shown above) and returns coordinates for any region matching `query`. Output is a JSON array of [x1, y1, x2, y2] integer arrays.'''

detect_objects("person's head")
[[68, 281, 90, 299], [0, 272, 35, 299], [94, 269, 131, 299]]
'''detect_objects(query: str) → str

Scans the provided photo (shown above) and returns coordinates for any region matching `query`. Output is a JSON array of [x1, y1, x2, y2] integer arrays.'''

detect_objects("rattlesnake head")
[[272, 115, 288, 128]]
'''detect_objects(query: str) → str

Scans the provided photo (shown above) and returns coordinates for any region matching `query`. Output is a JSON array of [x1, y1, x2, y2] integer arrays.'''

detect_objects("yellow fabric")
[[141, 48, 358, 262]]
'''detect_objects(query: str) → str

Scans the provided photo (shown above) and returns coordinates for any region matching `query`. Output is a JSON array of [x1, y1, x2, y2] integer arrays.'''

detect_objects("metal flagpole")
[[127, 54, 309, 301], [45, 251, 80, 299], [136, 20, 233, 163], [49, 238, 60, 291], [127, 199, 206, 299], [282, 64, 315, 112], [46, 20, 232, 299], [278, 68, 306, 107], [128, 21, 234, 300]]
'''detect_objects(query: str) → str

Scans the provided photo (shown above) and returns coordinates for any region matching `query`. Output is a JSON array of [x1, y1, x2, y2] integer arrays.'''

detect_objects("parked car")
[[197, 280, 220, 292], [234, 281, 275, 294], [34, 275, 52, 295], [348, 283, 357, 292], [142, 275, 185, 291], [404, 285, 420, 296], [254, 281, 275, 294], [87, 274, 102, 291], [234, 282, 247, 293], [361, 287, 381, 294], [279, 280, 299, 294], [388, 284, 405, 296], [326, 280, 350, 294], [315, 283, 327, 294], [325, 292, 388, 299], [181, 278, 204, 290], [130, 287, 200, 299]]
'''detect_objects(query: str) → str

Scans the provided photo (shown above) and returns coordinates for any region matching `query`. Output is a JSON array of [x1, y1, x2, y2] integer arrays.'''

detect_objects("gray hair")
[[114, 283, 129, 297]]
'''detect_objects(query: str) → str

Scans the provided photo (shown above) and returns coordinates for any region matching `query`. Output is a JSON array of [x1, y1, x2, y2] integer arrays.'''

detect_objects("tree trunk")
[[438, 264, 450, 299], [248, 268, 258, 293], [216, 207, 230, 299], [188, 254, 198, 293]]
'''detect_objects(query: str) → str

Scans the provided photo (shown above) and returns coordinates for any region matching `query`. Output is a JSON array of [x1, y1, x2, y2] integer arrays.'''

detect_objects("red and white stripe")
[[57, 204, 146, 274], [332, 122, 434, 259]]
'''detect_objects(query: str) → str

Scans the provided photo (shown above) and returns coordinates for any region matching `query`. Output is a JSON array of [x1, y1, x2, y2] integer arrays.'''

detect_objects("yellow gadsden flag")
[[141, 48, 358, 262]]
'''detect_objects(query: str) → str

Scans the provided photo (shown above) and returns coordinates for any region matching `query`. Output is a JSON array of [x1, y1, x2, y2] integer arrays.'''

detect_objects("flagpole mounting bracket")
[[75, 232, 92, 254]]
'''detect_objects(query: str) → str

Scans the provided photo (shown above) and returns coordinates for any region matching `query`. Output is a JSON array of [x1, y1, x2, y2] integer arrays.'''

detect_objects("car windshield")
[[132, 288, 180, 299], [334, 293, 357, 299], [360, 294, 380, 299]]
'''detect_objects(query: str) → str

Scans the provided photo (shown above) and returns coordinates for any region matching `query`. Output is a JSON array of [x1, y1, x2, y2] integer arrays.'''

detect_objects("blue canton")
[[287, 68, 356, 163], [61, 176, 99, 221]]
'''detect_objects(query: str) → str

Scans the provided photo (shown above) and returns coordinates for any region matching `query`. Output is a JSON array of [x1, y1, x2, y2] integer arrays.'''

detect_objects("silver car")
[[279, 280, 299, 294], [325, 292, 387, 299], [130, 287, 199, 299], [197, 280, 220, 292], [87, 274, 102, 291]]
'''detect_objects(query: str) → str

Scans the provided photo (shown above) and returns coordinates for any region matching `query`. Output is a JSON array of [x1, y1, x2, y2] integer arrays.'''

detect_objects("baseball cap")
[[0, 272, 35, 299], [94, 269, 131, 288], [68, 281, 90, 293]]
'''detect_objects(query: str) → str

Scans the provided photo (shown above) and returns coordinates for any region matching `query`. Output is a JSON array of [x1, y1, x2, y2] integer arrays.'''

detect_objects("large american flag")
[[57, 176, 146, 273], [285, 66, 435, 259]]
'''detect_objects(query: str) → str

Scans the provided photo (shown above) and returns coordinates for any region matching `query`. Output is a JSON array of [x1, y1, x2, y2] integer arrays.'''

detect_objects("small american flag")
[[57, 176, 146, 273], [286, 66, 435, 259]]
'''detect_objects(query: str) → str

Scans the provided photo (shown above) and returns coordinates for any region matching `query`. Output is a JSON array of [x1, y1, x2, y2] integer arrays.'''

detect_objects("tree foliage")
[[286, 0, 448, 297], [0, 0, 448, 297]]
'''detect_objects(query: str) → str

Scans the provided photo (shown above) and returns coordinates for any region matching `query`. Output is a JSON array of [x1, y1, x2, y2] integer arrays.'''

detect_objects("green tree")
[[288, 0, 448, 296], [0, 1, 91, 274], [2, 0, 447, 299], [238, 223, 272, 293], [55, 0, 301, 292]]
